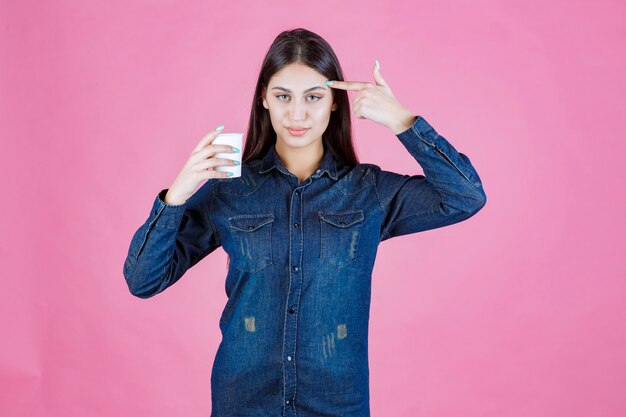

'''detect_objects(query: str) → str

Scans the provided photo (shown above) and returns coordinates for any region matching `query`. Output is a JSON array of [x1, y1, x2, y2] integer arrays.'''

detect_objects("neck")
[[275, 141, 324, 183]]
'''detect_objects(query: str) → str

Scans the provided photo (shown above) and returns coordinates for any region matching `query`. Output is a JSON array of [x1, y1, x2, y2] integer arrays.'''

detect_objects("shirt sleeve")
[[374, 115, 487, 242], [122, 180, 221, 298]]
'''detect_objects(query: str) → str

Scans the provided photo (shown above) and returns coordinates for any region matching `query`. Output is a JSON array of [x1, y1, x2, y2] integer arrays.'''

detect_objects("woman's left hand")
[[326, 61, 417, 134]]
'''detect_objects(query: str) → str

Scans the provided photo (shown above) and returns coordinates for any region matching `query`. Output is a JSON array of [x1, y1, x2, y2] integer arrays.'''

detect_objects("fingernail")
[[375, 59, 380, 71], [227, 172, 233, 176], [216, 124, 224, 131], [232, 147, 240, 153], [233, 160, 240, 165], [325, 81, 333, 86]]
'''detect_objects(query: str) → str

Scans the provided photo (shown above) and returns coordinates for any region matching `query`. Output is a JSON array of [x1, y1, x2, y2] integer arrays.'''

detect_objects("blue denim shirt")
[[123, 115, 486, 416]]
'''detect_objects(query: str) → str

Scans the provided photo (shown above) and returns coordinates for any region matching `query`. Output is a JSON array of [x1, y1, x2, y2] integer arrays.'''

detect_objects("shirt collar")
[[258, 144, 338, 180]]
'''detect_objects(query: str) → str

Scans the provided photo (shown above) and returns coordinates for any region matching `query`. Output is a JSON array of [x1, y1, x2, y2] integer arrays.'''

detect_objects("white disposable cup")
[[212, 132, 243, 178]]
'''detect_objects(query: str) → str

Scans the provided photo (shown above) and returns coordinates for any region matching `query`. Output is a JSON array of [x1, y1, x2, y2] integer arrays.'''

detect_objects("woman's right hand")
[[164, 125, 239, 205]]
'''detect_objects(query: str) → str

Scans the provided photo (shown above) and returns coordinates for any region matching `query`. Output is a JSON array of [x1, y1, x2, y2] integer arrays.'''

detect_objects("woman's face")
[[262, 62, 337, 151]]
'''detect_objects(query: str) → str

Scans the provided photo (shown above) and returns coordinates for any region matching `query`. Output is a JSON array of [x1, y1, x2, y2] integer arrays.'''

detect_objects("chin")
[[283, 140, 311, 149], [278, 135, 318, 147]]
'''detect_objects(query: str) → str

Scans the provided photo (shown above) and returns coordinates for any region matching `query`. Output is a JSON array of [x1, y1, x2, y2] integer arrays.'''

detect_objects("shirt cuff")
[[149, 188, 188, 230], [395, 114, 440, 149]]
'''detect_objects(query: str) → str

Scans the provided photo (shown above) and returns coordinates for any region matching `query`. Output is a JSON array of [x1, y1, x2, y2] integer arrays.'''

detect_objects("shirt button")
[[287, 356, 292, 361], [288, 307, 295, 314], [292, 266, 299, 272], [295, 190, 300, 195], [294, 223, 299, 228], [286, 400, 290, 405], [316, 169, 321, 173]]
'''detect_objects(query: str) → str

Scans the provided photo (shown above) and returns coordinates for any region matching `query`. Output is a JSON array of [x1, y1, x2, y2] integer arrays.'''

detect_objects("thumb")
[[373, 59, 388, 87]]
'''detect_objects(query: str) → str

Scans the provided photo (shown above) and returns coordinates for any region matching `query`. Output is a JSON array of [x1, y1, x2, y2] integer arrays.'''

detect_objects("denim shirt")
[[123, 115, 486, 417]]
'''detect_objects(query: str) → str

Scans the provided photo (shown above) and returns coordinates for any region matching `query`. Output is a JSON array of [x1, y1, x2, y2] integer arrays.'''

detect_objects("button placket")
[[283, 177, 307, 412]]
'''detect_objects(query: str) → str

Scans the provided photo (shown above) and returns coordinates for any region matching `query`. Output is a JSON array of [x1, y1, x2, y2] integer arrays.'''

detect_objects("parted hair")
[[241, 27, 359, 167]]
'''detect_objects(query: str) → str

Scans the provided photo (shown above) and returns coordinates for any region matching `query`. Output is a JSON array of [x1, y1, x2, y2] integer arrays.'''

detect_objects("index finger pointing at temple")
[[326, 80, 370, 91]]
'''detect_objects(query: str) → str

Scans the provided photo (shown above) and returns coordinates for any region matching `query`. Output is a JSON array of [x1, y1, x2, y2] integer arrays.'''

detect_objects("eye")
[[274, 95, 323, 102]]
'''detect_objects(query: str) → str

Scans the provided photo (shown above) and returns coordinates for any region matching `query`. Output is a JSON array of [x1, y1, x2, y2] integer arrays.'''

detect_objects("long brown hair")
[[226, 28, 359, 272], [242, 27, 359, 167]]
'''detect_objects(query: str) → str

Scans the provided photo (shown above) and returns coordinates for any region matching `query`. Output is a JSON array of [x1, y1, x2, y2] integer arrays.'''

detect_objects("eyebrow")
[[271, 86, 326, 93]]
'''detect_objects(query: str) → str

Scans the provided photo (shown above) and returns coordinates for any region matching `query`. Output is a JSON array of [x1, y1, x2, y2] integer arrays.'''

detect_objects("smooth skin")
[[326, 60, 417, 135], [164, 128, 239, 205], [164, 59, 417, 204], [261, 60, 417, 183], [261, 62, 337, 184]]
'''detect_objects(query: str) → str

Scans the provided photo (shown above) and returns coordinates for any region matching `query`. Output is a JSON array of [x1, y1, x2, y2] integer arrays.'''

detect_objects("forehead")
[[268, 63, 326, 87]]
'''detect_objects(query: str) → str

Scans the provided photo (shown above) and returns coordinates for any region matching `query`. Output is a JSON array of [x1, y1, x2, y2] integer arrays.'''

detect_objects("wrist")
[[390, 111, 417, 135], [163, 189, 188, 206]]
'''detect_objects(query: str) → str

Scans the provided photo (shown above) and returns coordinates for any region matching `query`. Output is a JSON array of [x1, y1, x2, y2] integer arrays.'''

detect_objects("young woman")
[[123, 28, 486, 417]]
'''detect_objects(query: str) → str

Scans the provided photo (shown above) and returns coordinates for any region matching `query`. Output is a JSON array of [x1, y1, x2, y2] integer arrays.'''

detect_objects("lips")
[[287, 127, 308, 136]]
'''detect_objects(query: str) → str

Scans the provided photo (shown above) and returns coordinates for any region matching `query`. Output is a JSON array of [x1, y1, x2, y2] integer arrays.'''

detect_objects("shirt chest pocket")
[[318, 210, 365, 269], [228, 213, 274, 274]]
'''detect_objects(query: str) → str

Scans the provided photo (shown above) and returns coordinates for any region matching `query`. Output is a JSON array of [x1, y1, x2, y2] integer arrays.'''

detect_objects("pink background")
[[1, 0, 624, 416]]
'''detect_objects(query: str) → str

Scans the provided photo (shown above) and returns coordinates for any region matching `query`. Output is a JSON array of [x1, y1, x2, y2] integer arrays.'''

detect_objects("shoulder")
[[213, 159, 270, 196], [343, 162, 392, 184], [332, 162, 380, 195]]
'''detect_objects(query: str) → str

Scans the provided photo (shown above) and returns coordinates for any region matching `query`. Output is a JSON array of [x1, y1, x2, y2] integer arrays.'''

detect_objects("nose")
[[290, 100, 305, 121]]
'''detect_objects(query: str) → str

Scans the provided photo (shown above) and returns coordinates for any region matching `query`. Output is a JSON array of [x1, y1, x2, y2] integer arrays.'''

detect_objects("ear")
[[261, 86, 269, 109], [331, 102, 338, 111]]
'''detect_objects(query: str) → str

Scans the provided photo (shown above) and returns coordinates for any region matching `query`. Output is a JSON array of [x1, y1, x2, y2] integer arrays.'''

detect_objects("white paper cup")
[[212, 132, 243, 178]]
